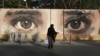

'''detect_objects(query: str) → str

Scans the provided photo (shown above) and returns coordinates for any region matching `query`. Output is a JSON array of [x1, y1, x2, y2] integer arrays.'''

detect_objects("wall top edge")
[[0, 8, 100, 10]]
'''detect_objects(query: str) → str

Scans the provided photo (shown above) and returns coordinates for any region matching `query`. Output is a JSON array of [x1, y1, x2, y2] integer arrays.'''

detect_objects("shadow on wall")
[[0, 28, 10, 41], [75, 35, 93, 41], [32, 33, 39, 43], [0, 34, 9, 41], [88, 35, 93, 41]]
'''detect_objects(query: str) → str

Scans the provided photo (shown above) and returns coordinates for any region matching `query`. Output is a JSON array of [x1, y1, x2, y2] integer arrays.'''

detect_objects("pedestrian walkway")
[[0, 41, 32, 46], [0, 40, 100, 47], [0, 41, 100, 56], [33, 40, 91, 47]]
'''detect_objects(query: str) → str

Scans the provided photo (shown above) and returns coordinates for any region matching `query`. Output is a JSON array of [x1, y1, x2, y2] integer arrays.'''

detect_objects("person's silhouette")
[[47, 24, 58, 49]]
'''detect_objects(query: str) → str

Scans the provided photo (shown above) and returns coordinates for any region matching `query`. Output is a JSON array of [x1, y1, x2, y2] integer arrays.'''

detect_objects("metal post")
[[70, 30, 72, 45], [26, 1, 28, 8], [3, 0, 4, 8], [24, 0, 28, 8], [54, 0, 56, 8]]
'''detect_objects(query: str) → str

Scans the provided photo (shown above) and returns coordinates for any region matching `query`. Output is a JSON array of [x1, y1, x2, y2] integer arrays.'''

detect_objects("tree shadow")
[[88, 35, 93, 41], [31, 33, 48, 48]]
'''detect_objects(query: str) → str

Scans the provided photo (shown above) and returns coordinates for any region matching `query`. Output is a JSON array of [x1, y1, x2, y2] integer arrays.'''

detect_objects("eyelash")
[[10, 16, 37, 29], [67, 16, 90, 25], [64, 15, 91, 34]]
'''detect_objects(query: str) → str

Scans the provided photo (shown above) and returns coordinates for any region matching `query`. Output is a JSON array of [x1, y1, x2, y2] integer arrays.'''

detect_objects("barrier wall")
[[0, 9, 100, 42]]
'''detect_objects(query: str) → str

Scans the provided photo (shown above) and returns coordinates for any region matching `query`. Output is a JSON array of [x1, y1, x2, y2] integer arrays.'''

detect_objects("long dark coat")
[[47, 26, 57, 42]]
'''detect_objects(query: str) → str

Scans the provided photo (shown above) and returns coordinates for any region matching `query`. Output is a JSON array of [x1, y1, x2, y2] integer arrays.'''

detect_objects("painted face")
[[0, 9, 51, 40], [0, 9, 100, 40], [63, 10, 100, 40]]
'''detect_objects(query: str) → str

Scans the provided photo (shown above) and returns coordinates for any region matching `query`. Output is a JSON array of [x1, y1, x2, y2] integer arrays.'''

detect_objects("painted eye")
[[11, 16, 37, 31], [68, 20, 85, 31], [15, 20, 35, 30], [64, 16, 91, 33]]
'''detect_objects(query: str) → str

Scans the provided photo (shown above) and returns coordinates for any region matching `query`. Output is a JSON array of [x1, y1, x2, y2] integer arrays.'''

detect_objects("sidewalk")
[[33, 40, 90, 47], [0, 40, 100, 47], [33, 40, 100, 48], [75, 40, 100, 46]]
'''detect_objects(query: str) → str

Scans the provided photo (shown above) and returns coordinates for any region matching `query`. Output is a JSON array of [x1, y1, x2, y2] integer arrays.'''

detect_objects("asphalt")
[[0, 41, 100, 56]]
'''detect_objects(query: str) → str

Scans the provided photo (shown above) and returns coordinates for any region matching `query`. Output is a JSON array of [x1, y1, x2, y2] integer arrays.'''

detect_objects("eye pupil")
[[70, 20, 81, 29], [25, 21, 28, 23], [21, 20, 32, 29]]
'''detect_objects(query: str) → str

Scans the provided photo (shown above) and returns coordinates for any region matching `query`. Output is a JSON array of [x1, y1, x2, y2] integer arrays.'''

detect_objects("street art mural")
[[0, 9, 100, 42], [64, 10, 100, 40]]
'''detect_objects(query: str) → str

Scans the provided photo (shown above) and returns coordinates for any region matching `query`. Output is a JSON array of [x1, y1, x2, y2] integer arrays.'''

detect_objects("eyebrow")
[[64, 11, 92, 16], [5, 10, 42, 21], [15, 11, 40, 15], [65, 15, 91, 24], [6, 10, 41, 16], [64, 11, 84, 15], [64, 11, 82, 15]]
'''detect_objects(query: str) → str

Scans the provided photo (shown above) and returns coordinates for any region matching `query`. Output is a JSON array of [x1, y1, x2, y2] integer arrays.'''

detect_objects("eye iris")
[[21, 20, 32, 29], [70, 20, 81, 29]]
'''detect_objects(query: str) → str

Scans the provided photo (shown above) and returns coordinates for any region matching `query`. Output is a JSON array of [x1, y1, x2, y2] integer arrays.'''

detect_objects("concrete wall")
[[0, 9, 100, 42]]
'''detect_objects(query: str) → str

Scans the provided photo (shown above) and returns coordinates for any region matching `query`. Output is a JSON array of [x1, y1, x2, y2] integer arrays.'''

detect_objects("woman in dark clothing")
[[47, 24, 58, 49]]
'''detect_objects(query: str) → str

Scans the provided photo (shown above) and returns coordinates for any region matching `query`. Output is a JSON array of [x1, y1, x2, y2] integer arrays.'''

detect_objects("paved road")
[[0, 41, 100, 56]]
